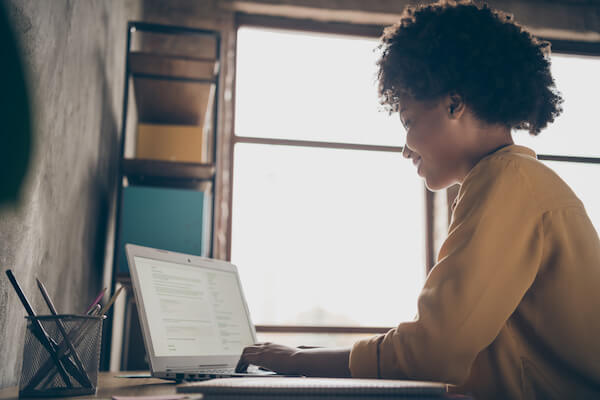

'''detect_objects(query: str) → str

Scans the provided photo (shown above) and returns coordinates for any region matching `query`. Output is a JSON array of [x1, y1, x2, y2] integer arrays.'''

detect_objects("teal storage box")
[[117, 185, 210, 274]]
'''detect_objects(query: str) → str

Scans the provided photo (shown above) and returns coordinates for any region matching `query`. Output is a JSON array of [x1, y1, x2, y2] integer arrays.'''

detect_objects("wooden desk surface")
[[0, 372, 179, 400]]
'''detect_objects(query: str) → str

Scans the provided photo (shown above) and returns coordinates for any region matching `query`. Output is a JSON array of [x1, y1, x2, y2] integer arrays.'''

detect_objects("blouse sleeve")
[[349, 158, 544, 384]]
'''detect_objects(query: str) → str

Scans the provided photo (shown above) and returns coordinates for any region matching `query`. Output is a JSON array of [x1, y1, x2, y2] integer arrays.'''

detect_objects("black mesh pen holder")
[[19, 315, 105, 397]]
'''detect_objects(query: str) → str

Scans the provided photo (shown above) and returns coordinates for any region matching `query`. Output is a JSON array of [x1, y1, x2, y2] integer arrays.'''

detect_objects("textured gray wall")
[[0, 0, 140, 388]]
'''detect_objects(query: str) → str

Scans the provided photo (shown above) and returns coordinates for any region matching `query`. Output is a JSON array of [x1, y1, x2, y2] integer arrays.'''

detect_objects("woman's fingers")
[[235, 358, 248, 373], [237, 342, 298, 374], [240, 346, 261, 359], [236, 346, 260, 372], [236, 343, 272, 372]]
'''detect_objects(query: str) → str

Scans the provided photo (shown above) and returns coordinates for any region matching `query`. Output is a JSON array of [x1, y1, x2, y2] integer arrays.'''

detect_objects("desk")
[[0, 373, 456, 400], [0, 372, 177, 400]]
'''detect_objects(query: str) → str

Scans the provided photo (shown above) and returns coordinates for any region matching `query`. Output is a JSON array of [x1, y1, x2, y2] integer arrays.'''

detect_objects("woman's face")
[[399, 95, 473, 191]]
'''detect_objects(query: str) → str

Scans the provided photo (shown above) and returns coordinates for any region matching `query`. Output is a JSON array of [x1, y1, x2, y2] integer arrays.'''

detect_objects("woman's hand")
[[236, 342, 351, 378], [235, 342, 300, 375]]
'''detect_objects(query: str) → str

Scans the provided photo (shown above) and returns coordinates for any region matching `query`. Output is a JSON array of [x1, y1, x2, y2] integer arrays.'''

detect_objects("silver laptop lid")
[[126, 244, 258, 374]]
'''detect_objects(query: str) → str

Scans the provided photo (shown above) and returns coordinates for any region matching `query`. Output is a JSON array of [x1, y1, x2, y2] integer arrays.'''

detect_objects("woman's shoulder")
[[466, 145, 584, 213]]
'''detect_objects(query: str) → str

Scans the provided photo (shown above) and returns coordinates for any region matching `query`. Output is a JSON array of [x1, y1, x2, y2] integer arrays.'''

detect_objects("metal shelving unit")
[[101, 21, 221, 371]]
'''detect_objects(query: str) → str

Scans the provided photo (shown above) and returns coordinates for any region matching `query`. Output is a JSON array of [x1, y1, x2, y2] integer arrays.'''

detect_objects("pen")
[[36, 278, 93, 388], [87, 303, 101, 316], [26, 286, 121, 389], [5, 270, 72, 388], [24, 314, 100, 391], [85, 287, 106, 314], [27, 289, 114, 389]]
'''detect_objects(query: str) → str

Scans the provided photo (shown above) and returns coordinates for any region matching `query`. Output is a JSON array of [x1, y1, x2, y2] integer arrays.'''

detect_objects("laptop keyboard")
[[200, 368, 236, 375]]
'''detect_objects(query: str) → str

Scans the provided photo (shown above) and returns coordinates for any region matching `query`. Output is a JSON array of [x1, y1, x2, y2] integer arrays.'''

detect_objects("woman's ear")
[[446, 92, 465, 119]]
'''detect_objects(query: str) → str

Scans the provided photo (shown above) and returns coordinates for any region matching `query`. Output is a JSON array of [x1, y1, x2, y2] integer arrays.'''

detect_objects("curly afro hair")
[[377, 0, 563, 135]]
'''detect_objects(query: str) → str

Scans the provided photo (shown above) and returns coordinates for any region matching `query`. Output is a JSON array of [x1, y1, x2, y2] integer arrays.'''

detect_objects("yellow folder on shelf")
[[136, 124, 206, 163]]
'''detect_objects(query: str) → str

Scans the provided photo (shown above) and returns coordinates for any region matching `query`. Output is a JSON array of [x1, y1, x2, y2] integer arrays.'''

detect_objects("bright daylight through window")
[[231, 27, 425, 333]]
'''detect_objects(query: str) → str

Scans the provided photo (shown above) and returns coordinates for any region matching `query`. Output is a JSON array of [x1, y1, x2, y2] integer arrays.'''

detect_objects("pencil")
[[99, 286, 124, 315], [36, 278, 92, 388], [85, 287, 106, 314]]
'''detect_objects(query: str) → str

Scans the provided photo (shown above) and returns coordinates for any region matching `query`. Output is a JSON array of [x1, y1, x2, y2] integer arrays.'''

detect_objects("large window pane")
[[543, 161, 600, 234], [235, 27, 403, 146], [515, 54, 600, 157], [231, 143, 425, 327]]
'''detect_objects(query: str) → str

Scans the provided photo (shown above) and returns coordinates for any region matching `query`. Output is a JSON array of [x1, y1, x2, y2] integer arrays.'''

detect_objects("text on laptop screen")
[[134, 256, 255, 357]]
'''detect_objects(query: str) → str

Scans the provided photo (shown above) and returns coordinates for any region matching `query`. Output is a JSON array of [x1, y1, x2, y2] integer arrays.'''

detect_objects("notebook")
[[126, 244, 275, 380], [177, 377, 448, 398]]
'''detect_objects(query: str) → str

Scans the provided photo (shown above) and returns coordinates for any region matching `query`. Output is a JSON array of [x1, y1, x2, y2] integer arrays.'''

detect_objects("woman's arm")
[[351, 160, 544, 383], [236, 342, 351, 378]]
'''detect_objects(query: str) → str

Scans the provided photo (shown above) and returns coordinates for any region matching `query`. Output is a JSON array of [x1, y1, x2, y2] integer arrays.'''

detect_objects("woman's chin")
[[424, 175, 453, 192]]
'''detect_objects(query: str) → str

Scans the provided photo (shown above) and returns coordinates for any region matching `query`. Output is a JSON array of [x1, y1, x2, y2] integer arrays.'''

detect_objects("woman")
[[236, 1, 600, 398]]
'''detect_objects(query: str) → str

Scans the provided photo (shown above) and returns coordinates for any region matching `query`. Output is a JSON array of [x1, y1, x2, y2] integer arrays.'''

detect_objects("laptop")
[[125, 243, 276, 380]]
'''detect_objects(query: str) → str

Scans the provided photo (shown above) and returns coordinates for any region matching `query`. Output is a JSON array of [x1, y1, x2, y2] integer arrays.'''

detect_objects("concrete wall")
[[0, 0, 141, 388]]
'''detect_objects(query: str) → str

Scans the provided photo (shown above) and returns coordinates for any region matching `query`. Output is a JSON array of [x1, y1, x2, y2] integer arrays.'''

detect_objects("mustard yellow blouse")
[[349, 145, 600, 399]]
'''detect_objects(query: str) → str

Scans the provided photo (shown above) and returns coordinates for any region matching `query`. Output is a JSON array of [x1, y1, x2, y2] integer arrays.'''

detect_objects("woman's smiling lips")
[[403, 145, 424, 177], [411, 155, 424, 176]]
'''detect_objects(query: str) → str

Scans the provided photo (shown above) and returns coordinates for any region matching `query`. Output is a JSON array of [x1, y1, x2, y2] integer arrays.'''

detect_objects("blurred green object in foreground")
[[0, 2, 32, 205]]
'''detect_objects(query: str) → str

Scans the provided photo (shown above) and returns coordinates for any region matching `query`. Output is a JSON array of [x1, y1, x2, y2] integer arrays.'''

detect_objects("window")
[[514, 53, 600, 232], [234, 27, 403, 147], [229, 22, 600, 346], [231, 25, 426, 337]]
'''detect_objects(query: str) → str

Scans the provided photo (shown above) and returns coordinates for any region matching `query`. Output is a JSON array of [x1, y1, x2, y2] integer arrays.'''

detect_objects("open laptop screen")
[[133, 256, 255, 357]]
